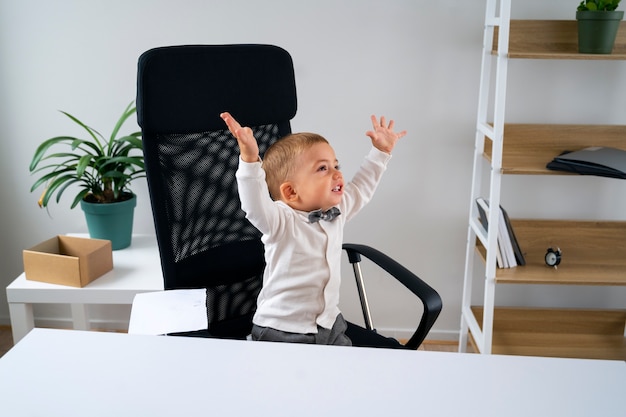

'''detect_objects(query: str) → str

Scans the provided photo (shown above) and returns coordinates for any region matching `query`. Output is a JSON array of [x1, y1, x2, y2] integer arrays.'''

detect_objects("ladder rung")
[[485, 17, 501, 27], [470, 217, 488, 247], [477, 122, 494, 140], [462, 306, 484, 352]]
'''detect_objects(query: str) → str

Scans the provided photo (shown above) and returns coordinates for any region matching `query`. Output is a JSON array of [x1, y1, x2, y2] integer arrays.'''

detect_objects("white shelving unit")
[[459, 0, 626, 360]]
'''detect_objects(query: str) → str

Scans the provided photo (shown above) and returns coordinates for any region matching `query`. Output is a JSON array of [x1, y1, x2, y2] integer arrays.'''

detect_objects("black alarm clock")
[[545, 247, 562, 268]]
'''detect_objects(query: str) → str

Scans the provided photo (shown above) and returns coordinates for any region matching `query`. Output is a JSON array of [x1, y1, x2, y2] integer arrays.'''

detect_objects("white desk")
[[0, 329, 624, 417], [6, 235, 164, 343]]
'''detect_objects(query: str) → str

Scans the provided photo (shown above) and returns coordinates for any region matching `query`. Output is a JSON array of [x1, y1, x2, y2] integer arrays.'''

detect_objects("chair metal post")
[[351, 262, 374, 331]]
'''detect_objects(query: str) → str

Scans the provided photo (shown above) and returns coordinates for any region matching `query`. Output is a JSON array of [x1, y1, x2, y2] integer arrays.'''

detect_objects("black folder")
[[547, 146, 626, 179]]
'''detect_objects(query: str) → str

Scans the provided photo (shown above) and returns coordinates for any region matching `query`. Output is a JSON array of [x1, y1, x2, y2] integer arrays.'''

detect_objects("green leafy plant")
[[30, 102, 145, 209], [578, 0, 621, 11]]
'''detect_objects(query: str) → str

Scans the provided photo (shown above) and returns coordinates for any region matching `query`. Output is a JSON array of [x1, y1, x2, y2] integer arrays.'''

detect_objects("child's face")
[[287, 142, 344, 212]]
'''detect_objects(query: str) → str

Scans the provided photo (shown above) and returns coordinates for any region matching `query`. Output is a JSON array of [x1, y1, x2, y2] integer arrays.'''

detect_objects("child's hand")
[[365, 115, 406, 154], [220, 112, 259, 162]]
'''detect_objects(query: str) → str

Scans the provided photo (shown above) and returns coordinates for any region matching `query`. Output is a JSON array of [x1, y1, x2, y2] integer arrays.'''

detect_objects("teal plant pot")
[[576, 10, 624, 54], [80, 194, 137, 250]]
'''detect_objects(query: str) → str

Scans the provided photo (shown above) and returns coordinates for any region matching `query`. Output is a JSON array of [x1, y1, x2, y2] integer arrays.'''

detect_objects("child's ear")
[[279, 182, 298, 202]]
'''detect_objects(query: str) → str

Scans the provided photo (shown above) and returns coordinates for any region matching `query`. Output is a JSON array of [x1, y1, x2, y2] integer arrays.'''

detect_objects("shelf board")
[[476, 219, 626, 285], [493, 20, 626, 59], [470, 306, 626, 360], [483, 124, 626, 175]]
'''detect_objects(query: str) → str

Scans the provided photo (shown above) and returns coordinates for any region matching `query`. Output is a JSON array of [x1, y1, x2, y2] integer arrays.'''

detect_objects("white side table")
[[6, 234, 164, 343]]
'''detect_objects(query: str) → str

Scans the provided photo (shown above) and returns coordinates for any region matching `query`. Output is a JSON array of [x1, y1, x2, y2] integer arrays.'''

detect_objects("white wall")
[[1, 0, 624, 341]]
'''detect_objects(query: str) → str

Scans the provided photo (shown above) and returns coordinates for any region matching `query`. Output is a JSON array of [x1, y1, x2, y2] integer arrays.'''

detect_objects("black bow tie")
[[308, 207, 341, 223]]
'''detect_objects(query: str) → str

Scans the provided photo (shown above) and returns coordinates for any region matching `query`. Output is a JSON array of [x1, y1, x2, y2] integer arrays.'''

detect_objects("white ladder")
[[459, 0, 512, 354]]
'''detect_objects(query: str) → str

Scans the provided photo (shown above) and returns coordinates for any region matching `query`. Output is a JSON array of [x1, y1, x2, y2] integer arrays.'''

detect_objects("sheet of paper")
[[128, 289, 207, 335]]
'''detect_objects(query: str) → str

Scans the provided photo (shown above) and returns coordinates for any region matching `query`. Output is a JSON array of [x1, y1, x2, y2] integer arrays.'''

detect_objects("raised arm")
[[366, 115, 407, 154], [220, 112, 259, 162]]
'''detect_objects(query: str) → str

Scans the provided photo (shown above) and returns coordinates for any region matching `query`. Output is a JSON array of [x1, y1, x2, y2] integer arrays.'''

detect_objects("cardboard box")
[[23, 236, 113, 287]]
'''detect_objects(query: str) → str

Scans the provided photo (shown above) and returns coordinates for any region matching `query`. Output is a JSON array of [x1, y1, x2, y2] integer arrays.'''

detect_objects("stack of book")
[[476, 198, 525, 269]]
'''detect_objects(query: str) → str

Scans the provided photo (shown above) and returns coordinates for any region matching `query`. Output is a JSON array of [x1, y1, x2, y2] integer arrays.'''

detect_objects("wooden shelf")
[[494, 20, 626, 59], [471, 306, 626, 360], [483, 124, 626, 175], [476, 219, 626, 285]]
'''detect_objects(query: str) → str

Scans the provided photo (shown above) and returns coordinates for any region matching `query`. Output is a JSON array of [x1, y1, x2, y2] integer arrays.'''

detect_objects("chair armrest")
[[342, 243, 443, 349]]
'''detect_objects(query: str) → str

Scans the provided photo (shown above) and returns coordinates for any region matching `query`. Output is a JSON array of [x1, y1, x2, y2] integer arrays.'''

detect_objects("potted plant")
[[29, 102, 145, 250], [576, 0, 624, 53]]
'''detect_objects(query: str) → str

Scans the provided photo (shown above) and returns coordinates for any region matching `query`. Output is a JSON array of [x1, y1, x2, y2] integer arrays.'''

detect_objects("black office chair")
[[136, 44, 441, 349]]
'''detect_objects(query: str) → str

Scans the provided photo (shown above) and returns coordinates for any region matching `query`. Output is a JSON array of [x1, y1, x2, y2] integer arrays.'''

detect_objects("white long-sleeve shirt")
[[236, 146, 391, 334]]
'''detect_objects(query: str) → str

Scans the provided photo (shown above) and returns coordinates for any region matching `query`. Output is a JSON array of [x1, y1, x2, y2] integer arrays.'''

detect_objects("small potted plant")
[[576, 0, 624, 53], [29, 102, 145, 250]]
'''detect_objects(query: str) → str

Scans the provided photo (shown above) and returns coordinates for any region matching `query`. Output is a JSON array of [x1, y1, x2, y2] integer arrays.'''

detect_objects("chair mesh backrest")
[[136, 44, 297, 338], [154, 124, 279, 336], [157, 125, 276, 263]]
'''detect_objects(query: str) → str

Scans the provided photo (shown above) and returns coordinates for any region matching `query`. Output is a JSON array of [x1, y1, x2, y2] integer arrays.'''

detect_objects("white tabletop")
[[0, 329, 624, 417]]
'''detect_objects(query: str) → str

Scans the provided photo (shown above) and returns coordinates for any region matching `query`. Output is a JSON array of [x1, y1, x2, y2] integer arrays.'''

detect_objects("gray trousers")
[[251, 313, 352, 346]]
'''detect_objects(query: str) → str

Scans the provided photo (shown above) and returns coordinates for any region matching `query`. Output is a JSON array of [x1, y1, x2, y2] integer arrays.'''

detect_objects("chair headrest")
[[137, 44, 297, 134]]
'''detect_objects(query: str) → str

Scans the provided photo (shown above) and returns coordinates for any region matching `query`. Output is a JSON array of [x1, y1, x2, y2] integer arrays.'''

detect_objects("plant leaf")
[[60, 110, 105, 150], [109, 102, 136, 146], [71, 189, 91, 209], [30, 166, 78, 191], [76, 154, 94, 178], [41, 174, 82, 207], [30, 136, 83, 171]]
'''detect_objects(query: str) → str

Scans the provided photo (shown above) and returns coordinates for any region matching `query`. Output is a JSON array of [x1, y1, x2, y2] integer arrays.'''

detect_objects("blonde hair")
[[262, 132, 329, 200]]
